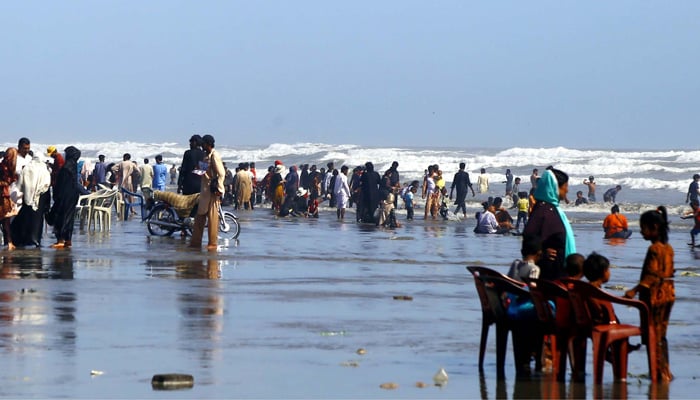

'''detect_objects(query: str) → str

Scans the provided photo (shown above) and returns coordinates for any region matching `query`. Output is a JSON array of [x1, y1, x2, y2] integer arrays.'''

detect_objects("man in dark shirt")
[[686, 174, 700, 204], [603, 185, 622, 203], [449, 162, 475, 218]]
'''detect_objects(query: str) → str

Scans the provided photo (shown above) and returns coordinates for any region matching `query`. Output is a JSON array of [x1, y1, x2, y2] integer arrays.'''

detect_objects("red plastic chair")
[[562, 279, 658, 383], [466, 266, 529, 378], [528, 279, 577, 382]]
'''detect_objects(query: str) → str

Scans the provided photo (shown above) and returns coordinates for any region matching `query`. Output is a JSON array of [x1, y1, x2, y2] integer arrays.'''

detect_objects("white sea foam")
[[2, 141, 696, 206]]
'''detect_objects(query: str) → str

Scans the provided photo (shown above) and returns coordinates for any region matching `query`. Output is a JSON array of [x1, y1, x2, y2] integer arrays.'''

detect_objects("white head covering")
[[18, 156, 51, 210]]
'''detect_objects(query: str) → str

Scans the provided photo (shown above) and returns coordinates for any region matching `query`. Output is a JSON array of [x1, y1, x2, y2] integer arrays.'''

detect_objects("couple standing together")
[[187, 134, 225, 250]]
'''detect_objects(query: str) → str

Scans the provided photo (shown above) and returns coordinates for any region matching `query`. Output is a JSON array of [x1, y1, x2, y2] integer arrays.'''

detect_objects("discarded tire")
[[151, 373, 194, 390]]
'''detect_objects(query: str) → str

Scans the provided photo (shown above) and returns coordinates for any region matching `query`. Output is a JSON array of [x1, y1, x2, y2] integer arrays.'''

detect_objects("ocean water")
[[0, 142, 699, 398]]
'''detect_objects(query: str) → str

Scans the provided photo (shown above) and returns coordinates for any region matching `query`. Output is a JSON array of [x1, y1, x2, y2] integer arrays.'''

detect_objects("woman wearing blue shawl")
[[522, 167, 576, 280]]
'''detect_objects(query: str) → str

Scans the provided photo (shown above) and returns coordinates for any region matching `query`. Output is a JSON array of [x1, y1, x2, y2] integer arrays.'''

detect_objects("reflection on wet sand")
[[172, 258, 225, 367], [606, 237, 630, 246], [0, 250, 74, 279], [0, 251, 77, 357], [478, 372, 671, 399]]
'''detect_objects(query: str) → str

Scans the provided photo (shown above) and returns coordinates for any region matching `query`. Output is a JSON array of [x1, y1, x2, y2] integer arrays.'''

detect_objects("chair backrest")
[[478, 275, 531, 320], [562, 279, 650, 330], [78, 189, 108, 206], [120, 186, 144, 203], [101, 190, 118, 208], [467, 267, 509, 321], [90, 190, 117, 208], [529, 279, 572, 330]]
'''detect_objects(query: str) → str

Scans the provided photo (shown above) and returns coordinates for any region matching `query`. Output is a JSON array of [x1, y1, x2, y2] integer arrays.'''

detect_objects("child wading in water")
[[625, 206, 675, 382]]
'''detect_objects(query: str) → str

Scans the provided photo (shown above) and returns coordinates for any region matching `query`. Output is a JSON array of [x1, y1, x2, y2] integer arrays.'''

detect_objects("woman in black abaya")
[[47, 146, 83, 248]]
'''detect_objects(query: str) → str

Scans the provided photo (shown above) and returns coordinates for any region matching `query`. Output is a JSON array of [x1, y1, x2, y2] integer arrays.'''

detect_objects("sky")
[[1, 1, 699, 150]]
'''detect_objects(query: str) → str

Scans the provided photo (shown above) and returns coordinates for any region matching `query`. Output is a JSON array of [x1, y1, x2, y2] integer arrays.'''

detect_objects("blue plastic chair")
[[120, 187, 145, 221]]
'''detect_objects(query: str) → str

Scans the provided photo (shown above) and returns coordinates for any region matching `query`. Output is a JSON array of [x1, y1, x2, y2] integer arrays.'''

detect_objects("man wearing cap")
[[46, 145, 65, 188], [190, 134, 224, 250]]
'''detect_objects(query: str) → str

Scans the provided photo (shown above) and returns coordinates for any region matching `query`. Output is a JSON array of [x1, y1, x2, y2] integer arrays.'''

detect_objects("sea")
[[11, 141, 698, 219], [1, 141, 699, 399]]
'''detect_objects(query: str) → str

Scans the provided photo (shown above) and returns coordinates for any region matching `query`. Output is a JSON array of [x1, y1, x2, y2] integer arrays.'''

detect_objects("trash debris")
[[356, 348, 366, 355], [415, 381, 428, 388], [90, 370, 104, 376], [151, 373, 194, 390], [680, 271, 700, 277], [433, 367, 448, 387], [340, 361, 359, 367], [379, 382, 398, 390], [392, 295, 413, 301], [320, 330, 346, 336]]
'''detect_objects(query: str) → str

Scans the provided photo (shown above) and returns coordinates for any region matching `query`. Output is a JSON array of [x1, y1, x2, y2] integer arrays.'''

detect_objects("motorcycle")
[[143, 190, 240, 240]]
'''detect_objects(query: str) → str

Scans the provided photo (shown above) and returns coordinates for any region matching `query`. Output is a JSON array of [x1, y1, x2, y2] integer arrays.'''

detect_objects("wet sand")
[[0, 206, 698, 399]]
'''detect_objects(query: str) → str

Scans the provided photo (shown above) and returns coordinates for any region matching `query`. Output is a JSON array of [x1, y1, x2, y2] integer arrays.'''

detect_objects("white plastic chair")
[[76, 189, 107, 229], [89, 189, 118, 231]]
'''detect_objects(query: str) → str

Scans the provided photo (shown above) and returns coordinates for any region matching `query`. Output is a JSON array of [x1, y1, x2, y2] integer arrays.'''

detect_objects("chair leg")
[[496, 324, 509, 379], [553, 334, 569, 382], [592, 333, 606, 384], [611, 340, 629, 382], [570, 335, 587, 382], [546, 334, 559, 380], [478, 318, 490, 371], [646, 327, 658, 382]]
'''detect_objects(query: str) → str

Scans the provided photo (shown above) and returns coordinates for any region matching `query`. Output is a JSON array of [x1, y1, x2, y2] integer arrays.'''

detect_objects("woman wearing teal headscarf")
[[522, 167, 576, 280]]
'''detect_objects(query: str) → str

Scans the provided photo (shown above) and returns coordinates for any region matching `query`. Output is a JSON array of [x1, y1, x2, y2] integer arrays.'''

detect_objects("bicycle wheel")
[[147, 205, 177, 236], [218, 212, 240, 240]]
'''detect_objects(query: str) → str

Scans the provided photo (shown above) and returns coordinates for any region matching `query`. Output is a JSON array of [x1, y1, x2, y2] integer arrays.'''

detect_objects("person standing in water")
[[449, 162, 475, 218], [522, 167, 576, 280], [583, 175, 596, 202], [189, 135, 225, 251], [477, 168, 489, 194], [625, 206, 675, 382]]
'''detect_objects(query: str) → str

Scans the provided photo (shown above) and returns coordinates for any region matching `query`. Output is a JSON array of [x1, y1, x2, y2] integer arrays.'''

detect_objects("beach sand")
[[0, 205, 698, 399]]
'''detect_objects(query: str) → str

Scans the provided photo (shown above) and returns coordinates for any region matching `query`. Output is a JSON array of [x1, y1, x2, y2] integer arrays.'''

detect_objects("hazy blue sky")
[[2, 1, 698, 149]]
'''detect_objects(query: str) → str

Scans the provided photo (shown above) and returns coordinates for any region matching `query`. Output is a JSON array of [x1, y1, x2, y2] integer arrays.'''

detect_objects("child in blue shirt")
[[404, 186, 416, 220]]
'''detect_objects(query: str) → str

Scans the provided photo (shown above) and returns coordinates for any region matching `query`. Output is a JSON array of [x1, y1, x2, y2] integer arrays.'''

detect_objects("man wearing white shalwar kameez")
[[334, 166, 351, 220]]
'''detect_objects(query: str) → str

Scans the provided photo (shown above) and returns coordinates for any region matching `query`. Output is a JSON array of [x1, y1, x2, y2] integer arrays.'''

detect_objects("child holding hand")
[[625, 206, 675, 382]]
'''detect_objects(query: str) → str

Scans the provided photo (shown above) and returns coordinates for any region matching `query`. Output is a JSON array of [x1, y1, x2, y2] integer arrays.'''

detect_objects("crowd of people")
[[0, 136, 683, 383], [0, 138, 89, 249], [0, 135, 226, 250]]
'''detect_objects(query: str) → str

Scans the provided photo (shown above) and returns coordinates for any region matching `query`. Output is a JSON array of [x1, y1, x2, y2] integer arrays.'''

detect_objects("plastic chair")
[[562, 279, 657, 384], [88, 189, 118, 231], [529, 279, 577, 381], [466, 266, 529, 378], [75, 189, 107, 229], [119, 187, 145, 221]]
